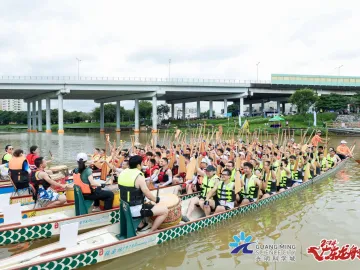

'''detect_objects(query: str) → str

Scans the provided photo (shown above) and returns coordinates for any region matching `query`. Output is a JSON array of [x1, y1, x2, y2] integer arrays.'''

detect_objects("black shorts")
[[277, 186, 288, 191], [140, 203, 154, 218], [214, 200, 231, 210]]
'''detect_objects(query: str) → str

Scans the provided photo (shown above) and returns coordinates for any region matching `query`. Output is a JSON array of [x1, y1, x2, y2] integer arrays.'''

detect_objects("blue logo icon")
[[229, 231, 255, 254]]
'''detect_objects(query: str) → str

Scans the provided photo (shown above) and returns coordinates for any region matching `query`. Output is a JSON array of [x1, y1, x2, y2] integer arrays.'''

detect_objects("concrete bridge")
[[0, 74, 358, 133]]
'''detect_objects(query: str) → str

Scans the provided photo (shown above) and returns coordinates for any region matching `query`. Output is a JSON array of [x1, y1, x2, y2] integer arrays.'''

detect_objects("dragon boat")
[[0, 158, 349, 270]]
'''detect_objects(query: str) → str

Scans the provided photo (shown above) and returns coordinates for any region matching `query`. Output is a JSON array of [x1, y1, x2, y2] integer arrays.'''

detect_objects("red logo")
[[308, 239, 360, 261], [99, 249, 104, 256], [54, 222, 59, 229]]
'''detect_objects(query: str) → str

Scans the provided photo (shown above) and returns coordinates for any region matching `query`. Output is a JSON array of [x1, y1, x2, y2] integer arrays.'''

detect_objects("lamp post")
[[256, 62, 260, 81], [336, 65, 343, 76], [168, 59, 171, 81], [76, 58, 82, 79]]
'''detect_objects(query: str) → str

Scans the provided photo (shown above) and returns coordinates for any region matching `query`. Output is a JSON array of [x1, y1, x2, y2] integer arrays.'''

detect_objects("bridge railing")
[[0, 76, 271, 85]]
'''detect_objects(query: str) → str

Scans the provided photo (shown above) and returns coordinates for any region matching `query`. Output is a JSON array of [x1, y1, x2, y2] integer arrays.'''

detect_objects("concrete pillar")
[[209, 101, 213, 118], [46, 98, 51, 133], [171, 103, 175, 119], [152, 95, 157, 133], [100, 102, 105, 133], [32, 100, 37, 132], [249, 103, 253, 116], [277, 101, 280, 114], [224, 99, 227, 115], [116, 100, 121, 133], [239, 98, 244, 117], [27, 102, 31, 132], [261, 101, 264, 112], [134, 99, 139, 133], [197, 101, 200, 118], [58, 94, 64, 134], [282, 102, 286, 114], [38, 100, 43, 132], [182, 102, 185, 120]]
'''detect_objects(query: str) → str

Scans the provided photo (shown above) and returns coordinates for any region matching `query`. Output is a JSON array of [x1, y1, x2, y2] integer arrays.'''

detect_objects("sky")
[[0, 0, 359, 113]]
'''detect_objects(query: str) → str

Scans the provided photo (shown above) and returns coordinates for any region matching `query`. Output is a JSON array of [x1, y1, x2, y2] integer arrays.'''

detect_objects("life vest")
[[73, 173, 92, 194], [327, 156, 336, 168], [263, 171, 276, 193], [271, 160, 279, 171], [303, 163, 313, 179], [8, 156, 29, 187], [92, 154, 100, 161], [26, 153, 38, 166], [145, 165, 159, 178], [157, 168, 169, 183], [32, 170, 51, 192], [200, 174, 219, 199], [230, 169, 236, 182], [217, 181, 235, 202], [118, 168, 144, 206], [290, 164, 299, 180], [1, 153, 12, 164], [241, 174, 258, 199], [278, 170, 288, 188], [320, 158, 327, 171]]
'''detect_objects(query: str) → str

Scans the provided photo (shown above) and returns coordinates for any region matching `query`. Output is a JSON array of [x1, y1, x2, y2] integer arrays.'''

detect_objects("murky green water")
[[0, 131, 359, 269]]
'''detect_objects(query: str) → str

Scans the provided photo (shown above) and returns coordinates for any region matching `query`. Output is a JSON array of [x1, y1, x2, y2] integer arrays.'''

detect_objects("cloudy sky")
[[0, 0, 358, 112]]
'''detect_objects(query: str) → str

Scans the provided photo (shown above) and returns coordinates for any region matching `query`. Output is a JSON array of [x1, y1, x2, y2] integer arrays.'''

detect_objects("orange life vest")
[[72, 173, 91, 194]]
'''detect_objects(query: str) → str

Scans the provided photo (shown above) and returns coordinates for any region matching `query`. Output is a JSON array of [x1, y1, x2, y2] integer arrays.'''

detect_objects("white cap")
[[340, 140, 347, 144], [201, 158, 207, 163], [76, 153, 88, 161]]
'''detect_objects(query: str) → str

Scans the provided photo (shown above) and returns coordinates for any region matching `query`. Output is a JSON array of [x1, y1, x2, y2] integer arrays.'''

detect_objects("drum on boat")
[[100, 189, 120, 210], [151, 193, 181, 229], [50, 173, 66, 192], [49, 165, 69, 177], [65, 188, 75, 203]]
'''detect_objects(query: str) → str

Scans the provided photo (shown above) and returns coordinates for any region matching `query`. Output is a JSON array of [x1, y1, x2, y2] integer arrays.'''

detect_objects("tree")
[[200, 110, 215, 118], [157, 104, 170, 120], [92, 104, 127, 122], [227, 104, 239, 116], [138, 101, 152, 120], [289, 88, 318, 114], [315, 94, 350, 111]]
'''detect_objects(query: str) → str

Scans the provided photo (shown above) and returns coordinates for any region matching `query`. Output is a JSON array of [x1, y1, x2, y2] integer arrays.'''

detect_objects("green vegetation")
[[289, 88, 319, 114]]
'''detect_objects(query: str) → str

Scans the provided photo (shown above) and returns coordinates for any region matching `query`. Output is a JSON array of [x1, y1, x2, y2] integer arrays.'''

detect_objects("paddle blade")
[[185, 158, 197, 180], [178, 155, 186, 173], [235, 170, 241, 194]]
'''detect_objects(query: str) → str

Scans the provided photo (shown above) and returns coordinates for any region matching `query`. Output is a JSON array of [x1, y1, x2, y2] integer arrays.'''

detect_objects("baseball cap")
[[340, 140, 347, 144], [205, 165, 216, 172], [76, 153, 88, 161]]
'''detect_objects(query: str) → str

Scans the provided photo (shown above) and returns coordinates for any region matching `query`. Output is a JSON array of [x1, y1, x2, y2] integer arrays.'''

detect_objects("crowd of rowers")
[[0, 129, 353, 233]]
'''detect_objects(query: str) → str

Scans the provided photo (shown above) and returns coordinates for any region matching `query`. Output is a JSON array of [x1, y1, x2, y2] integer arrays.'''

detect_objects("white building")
[[0, 99, 26, 111]]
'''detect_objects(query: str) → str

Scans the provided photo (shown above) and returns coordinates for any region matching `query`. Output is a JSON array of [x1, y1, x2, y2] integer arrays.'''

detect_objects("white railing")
[[0, 76, 271, 84]]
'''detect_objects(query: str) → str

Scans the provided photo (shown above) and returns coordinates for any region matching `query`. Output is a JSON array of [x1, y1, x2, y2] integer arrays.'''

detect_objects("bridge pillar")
[[134, 99, 140, 133], [27, 102, 31, 132], [171, 103, 175, 119], [282, 102, 286, 114], [32, 100, 37, 132], [249, 103, 253, 116], [46, 98, 51, 133], [58, 94, 64, 134], [116, 101, 121, 133], [182, 102, 185, 120], [152, 95, 157, 133], [260, 101, 264, 112], [197, 101, 200, 118], [100, 102, 105, 133], [38, 100, 43, 132], [277, 101, 280, 114], [209, 101, 213, 118], [224, 99, 227, 116], [239, 97, 244, 117]]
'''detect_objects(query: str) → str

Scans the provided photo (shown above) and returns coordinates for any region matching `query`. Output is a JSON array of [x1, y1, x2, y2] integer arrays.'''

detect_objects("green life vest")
[[201, 174, 219, 198], [320, 158, 327, 171], [303, 163, 312, 179], [279, 170, 288, 188], [241, 174, 258, 199], [272, 160, 279, 171], [262, 171, 272, 192], [230, 169, 236, 182], [327, 156, 336, 168], [216, 181, 235, 202], [290, 163, 299, 180], [118, 168, 144, 206]]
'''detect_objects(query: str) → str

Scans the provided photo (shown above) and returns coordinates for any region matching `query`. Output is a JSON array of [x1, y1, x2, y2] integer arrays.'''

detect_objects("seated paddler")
[[73, 153, 114, 211], [8, 149, 31, 194], [118, 155, 168, 233]]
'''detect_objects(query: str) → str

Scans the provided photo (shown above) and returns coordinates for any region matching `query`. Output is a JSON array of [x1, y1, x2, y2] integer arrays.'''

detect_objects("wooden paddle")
[[234, 156, 242, 194]]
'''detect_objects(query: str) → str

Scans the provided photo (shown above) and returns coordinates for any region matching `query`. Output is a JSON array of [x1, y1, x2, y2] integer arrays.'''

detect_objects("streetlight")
[[335, 65, 343, 76], [76, 58, 82, 79], [256, 62, 260, 81], [168, 59, 171, 81]]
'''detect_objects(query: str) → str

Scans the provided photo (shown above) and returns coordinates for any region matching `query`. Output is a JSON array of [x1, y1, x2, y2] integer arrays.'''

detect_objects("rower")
[[260, 160, 277, 199], [118, 155, 168, 232], [33, 157, 68, 207], [26, 145, 53, 171], [89, 148, 100, 161], [157, 158, 173, 187], [182, 165, 220, 221], [317, 152, 329, 173], [8, 149, 31, 194], [1, 145, 13, 164], [225, 161, 236, 182], [277, 159, 292, 192], [336, 140, 353, 159], [289, 155, 301, 186], [74, 153, 114, 211], [327, 149, 338, 168], [144, 158, 160, 186], [238, 162, 262, 205], [204, 168, 235, 214]]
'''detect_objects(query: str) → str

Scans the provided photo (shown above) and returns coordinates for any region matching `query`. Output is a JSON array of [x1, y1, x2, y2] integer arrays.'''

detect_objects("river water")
[[0, 131, 359, 269]]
